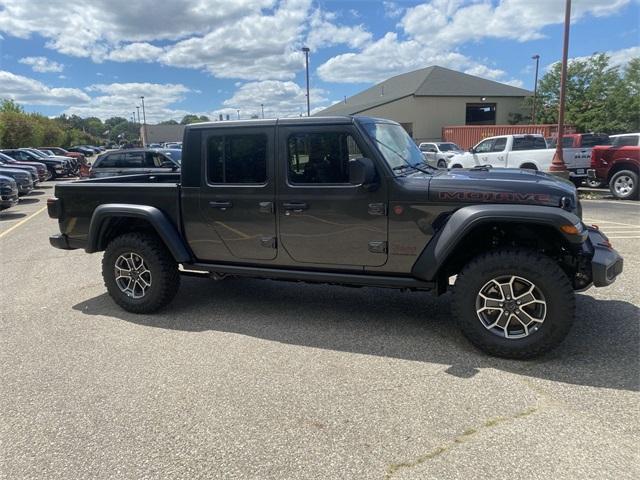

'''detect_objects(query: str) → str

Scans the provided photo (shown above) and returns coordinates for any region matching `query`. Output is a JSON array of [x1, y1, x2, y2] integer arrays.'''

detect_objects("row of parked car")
[[418, 132, 640, 199], [0, 145, 106, 211]]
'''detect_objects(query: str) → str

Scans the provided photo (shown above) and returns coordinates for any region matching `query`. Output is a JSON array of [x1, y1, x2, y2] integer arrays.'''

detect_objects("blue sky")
[[0, 0, 638, 122]]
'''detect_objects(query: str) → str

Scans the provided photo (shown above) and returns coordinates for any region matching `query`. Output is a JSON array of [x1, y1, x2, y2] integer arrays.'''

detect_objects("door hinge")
[[260, 236, 277, 249], [368, 241, 387, 254], [368, 203, 387, 216]]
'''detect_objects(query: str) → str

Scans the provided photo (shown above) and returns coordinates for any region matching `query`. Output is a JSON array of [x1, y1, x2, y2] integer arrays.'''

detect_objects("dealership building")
[[315, 66, 532, 143]]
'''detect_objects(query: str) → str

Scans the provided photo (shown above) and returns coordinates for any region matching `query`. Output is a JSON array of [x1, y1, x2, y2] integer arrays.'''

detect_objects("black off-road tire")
[[103, 232, 180, 313], [437, 159, 448, 169], [609, 170, 638, 200], [452, 249, 575, 359], [48, 167, 57, 180]]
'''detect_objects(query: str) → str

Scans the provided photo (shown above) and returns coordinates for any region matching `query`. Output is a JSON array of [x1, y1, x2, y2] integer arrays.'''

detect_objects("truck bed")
[[53, 173, 182, 247]]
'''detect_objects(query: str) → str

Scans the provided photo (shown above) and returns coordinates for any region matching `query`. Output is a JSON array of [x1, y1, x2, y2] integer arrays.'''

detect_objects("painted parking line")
[[0, 206, 47, 239]]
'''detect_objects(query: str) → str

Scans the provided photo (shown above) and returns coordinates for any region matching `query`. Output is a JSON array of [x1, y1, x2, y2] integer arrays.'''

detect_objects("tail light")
[[47, 197, 62, 219]]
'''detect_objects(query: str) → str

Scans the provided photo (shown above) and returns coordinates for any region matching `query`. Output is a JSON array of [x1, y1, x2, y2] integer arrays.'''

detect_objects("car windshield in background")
[[439, 143, 462, 152], [612, 135, 639, 147], [159, 149, 182, 163], [362, 121, 427, 173]]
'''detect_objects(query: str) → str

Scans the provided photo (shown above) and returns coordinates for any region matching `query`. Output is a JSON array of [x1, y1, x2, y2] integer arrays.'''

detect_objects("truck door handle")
[[209, 201, 233, 210], [282, 202, 308, 212]]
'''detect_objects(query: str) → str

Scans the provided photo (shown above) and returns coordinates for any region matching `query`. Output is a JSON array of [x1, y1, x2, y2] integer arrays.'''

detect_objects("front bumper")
[[49, 234, 74, 250], [0, 191, 19, 209], [587, 227, 623, 287]]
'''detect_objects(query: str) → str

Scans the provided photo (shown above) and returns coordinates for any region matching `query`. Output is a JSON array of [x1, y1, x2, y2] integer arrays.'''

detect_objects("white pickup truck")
[[447, 134, 591, 185]]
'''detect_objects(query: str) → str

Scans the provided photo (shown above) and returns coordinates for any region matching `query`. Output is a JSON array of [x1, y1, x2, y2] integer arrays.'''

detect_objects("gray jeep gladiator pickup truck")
[[48, 116, 623, 358]]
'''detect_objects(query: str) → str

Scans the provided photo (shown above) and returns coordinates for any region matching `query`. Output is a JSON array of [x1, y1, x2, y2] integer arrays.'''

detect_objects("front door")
[[277, 125, 388, 267], [195, 126, 277, 262]]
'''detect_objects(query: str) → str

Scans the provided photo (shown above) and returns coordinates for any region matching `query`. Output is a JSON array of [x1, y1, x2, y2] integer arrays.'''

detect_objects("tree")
[[527, 53, 638, 133], [0, 99, 24, 114], [180, 114, 202, 125], [0, 111, 35, 148], [159, 119, 179, 125]]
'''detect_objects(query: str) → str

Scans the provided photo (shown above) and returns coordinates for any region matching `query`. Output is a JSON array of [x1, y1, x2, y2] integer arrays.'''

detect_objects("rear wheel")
[[609, 170, 638, 200], [452, 249, 575, 359], [103, 232, 180, 313]]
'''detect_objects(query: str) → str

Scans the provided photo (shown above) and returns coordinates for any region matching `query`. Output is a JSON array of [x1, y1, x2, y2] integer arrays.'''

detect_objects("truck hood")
[[427, 167, 578, 212]]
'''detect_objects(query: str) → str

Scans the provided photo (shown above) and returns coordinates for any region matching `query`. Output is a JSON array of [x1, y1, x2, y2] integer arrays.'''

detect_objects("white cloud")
[[383, 1, 404, 19], [65, 82, 192, 121], [220, 80, 328, 118], [159, 0, 311, 80], [546, 46, 640, 72], [306, 9, 372, 50], [0, 70, 90, 105], [317, 0, 630, 85], [106, 43, 164, 63], [18, 56, 64, 73]]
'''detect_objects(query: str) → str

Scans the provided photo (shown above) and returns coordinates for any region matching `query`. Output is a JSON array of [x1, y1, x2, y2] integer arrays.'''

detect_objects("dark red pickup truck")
[[588, 133, 639, 200]]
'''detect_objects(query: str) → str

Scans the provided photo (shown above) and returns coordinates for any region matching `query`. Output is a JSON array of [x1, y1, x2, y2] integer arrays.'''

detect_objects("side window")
[[146, 152, 165, 167], [97, 154, 119, 168], [561, 137, 574, 148], [513, 137, 534, 151], [206, 134, 267, 184], [287, 132, 362, 184], [474, 139, 495, 153], [533, 137, 547, 149], [123, 152, 145, 167], [613, 135, 639, 147], [491, 138, 507, 152]]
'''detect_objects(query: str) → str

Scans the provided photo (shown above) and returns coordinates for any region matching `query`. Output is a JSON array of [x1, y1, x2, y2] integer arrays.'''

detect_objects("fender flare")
[[411, 204, 584, 282], [87, 203, 192, 263]]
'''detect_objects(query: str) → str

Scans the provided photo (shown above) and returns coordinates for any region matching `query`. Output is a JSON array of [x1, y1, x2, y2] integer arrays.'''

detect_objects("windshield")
[[439, 143, 462, 152], [25, 149, 47, 158], [161, 149, 182, 163], [362, 122, 427, 173]]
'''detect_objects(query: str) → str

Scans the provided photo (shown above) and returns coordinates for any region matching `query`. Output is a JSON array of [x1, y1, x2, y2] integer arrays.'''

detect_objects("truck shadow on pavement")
[[73, 277, 639, 392]]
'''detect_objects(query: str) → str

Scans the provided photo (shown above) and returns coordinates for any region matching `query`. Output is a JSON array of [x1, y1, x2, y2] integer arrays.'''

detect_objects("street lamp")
[[136, 106, 141, 124], [302, 46, 310, 116], [261, 103, 264, 119], [550, 0, 571, 177], [139, 96, 147, 148], [236, 109, 240, 120], [531, 54, 540, 124]]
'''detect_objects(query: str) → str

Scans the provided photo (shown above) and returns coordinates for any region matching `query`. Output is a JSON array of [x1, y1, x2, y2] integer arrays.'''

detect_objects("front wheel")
[[103, 232, 180, 313], [609, 170, 638, 200], [452, 249, 575, 359], [437, 159, 448, 169]]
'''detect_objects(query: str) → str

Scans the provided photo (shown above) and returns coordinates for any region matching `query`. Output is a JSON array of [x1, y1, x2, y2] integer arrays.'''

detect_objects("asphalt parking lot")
[[1, 182, 638, 480]]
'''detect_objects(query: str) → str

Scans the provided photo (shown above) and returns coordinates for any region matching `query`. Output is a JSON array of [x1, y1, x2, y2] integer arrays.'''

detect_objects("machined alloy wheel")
[[475, 275, 546, 339], [114, 252, 152, 298], [613, 174, 635, 197]]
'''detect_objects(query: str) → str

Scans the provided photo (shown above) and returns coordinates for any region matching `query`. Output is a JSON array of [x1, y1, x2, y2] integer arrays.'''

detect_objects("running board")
[[181, 263, 434, 290]]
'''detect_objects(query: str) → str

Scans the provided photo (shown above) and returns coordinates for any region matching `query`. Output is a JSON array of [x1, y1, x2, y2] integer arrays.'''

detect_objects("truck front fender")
[[411, 204, 585, 282], [87, 203, 192, 263]]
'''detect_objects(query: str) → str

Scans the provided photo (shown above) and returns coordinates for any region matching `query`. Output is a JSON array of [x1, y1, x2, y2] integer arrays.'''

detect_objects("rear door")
[[193, 126, 277, 262], [277, 124, 388, 267]]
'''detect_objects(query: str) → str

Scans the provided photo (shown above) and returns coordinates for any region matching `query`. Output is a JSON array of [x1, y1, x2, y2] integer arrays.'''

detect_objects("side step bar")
[[181, 263, 434, 290]]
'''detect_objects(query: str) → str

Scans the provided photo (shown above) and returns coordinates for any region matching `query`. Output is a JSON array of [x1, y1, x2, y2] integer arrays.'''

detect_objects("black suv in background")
[[1, 149, 68, 179], [89, 149, 179, 178]]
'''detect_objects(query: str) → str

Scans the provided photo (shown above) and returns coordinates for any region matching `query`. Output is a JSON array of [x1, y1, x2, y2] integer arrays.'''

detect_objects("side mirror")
[[161, 161, 176, 169], [349, 157, 376, 186], [468, 147, 476, 154]]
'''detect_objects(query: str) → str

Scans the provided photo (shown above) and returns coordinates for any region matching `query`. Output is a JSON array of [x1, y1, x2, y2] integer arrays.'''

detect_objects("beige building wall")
[[357, 95, 528, 143]]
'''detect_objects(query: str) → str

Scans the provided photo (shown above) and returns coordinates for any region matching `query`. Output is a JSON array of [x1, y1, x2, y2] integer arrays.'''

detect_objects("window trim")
[[285, 130, 366, 188], [203, 132, 270, 187]]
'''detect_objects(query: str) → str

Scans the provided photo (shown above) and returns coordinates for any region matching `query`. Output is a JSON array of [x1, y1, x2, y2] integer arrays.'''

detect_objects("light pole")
[[302, 46, 310, 116], [136, 106, 141, 124], [550, 0, 571, 177], [237, 109, 240, 120], [139, 96, 147, 148], [261, 103, 264, 119], [531, 54, 540, 124]]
